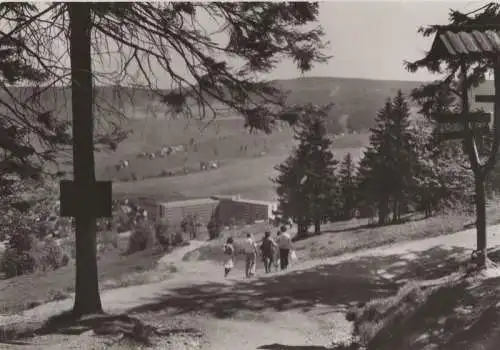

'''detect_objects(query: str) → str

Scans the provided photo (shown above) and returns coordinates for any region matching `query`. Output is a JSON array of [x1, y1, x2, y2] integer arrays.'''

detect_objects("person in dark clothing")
[[260, 231, 277, 273]]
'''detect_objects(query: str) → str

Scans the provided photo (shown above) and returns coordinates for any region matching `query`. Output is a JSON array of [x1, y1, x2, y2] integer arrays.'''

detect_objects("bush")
[[126, 220, 155, 254], [155, 223, 171, 249], [207, 218, 222, 240], [0, 235, 69, 278], [33, 238, 70, 272], [172, 231, 185, 247], [0, 248, 35, 278], [98, 230, 119, 253]]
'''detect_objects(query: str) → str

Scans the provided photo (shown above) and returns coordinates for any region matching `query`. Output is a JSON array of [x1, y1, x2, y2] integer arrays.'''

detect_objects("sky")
[[15, 1, 488, 87], [265, 0, 488, 82]]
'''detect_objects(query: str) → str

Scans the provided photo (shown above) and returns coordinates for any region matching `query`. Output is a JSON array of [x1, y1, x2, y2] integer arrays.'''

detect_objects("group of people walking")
[[222, 226, 295, 278]]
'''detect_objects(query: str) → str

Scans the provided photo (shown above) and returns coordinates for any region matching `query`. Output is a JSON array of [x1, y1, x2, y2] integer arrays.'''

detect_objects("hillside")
[[4, 76, 496, 200], [4, 77, 495, 131]]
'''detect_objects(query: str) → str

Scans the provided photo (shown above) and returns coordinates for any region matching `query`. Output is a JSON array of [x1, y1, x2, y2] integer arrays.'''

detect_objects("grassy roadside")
[[184, 202, 500, 273], [0, 246, 178, 315], [3, 202, 500, 317], [345, 267, 500, 350]]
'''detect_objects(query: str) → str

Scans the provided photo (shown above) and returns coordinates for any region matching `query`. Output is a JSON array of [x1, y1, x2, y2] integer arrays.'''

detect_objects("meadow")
[[99, 116, 370, 201]]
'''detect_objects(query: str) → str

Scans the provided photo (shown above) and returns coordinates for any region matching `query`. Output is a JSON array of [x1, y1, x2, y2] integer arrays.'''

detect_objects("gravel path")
[[3, 224, 500, 349]]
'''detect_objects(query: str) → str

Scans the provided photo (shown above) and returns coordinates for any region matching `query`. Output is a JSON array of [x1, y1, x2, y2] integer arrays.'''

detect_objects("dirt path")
[[2, 225, 500, 349], [201, 310, 344, 350]]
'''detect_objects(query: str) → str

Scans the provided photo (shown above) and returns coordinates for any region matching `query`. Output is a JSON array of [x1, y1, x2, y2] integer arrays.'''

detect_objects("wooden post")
[[435, 111, 490, 141], [459, 61, 487, 268], [436, 61, 499, 268]]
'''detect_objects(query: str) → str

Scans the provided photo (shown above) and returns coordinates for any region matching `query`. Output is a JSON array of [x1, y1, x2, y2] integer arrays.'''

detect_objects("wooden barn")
[[212, 196, 278, 226], [156, 198, 219, 228]]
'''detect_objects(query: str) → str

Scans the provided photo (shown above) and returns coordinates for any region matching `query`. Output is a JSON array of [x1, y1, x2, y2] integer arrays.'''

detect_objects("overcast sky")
[[88, 1, 489, 87], [266, 1, 487, 82]]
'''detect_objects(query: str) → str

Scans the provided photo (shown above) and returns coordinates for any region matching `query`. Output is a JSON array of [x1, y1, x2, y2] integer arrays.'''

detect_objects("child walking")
[[223, 237, 235, 278]]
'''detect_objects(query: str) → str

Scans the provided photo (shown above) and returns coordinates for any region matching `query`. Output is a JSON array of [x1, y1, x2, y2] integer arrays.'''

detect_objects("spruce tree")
[[273, 105, 338, 237], [357, 91, 420, 225], [356, 100, 393, 225], [338, 153, 357, 220], [389, 90, 420, 221]]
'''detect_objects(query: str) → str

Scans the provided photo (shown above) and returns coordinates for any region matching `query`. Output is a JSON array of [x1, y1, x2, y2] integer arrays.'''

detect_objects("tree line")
[[273, 89, 496, 239]]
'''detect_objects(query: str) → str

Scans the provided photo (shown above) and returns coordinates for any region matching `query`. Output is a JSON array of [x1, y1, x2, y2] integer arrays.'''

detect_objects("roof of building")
[[158, 198, 218, 208], [210, 195, 239, 200], [425, 26, 500, 61], [225, 197, 278, 206]]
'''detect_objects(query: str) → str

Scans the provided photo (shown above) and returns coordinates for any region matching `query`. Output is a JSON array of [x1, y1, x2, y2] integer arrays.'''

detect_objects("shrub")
[[33, 238, 70, 272], [207, 218, 222, 240], [98, 230, 119, 253], [155, 223, 171, 249], [126, 220, 155, 254], [0, 235, 69, 278], [172, 231, 185, 247], [180, 214, 200, 239], [0, 248, 35, 278]]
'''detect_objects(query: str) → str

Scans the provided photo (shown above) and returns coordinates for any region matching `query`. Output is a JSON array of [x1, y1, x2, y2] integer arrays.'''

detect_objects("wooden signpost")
[[435, 110, 491, 141], [60, 180, 112, 218], [475, 95, 495, 103], [422, 24, 500, 269]]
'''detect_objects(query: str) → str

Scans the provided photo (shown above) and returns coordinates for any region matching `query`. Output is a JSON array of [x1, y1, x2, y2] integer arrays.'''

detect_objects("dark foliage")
[[273, 104, 339, 236]]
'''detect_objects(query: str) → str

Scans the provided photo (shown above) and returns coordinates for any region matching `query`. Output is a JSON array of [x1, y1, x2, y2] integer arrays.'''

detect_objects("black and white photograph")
[[1, 1, 500, 349]]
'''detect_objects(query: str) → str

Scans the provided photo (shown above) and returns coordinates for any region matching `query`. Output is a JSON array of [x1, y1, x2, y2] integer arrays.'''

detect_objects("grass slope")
[[112, 132, 369, 201], [5, 76, 495, 200], [1, 202, 495, 317], [349, 262, 500, 350]]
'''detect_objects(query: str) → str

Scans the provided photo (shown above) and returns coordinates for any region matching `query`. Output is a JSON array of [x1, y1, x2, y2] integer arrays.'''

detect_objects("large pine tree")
[[338, 152, 357, 220], [357, 100, 393, 225], [357, 91, 420, 225], [2, 2, 329, 315], [389, 91, 419, 220], [274, 105, 338, 237]]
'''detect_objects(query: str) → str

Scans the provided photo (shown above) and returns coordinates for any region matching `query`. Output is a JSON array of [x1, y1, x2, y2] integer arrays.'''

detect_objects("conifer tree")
[[338, 152, 356, 220], [357, 91, 420, 224], [274, 104, 338, 237], [356, 100, 393, 225], [2, 2, 329, 315], [388, 91, 420, 221]]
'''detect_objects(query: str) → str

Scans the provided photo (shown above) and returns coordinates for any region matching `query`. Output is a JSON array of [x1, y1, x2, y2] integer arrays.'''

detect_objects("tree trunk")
[[392, 200, 398, 222], [474, 173, 487, 267], [297, 221, 308, 238], [314, 220, 321, 235], [69, 3, 103, 316], [378, 200, 388, 226], [425, 201, 432, 218]]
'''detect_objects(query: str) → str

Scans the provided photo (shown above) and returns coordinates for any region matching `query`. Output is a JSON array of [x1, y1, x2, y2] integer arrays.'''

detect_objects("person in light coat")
[[242, 233, 258, 278], [223, 237, 235, 278], [277, 226, 293, 271]]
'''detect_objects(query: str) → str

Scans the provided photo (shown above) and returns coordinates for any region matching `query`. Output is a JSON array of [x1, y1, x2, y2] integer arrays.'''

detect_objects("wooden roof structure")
[[422, 25, 500, 62]]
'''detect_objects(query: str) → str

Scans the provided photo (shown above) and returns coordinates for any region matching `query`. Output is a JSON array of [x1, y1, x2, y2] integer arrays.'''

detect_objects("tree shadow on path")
[[362, 246, 500, 350], [7, 245, 471, 349], [127, 245, 470, 320], [258, 344, 329, 350]]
